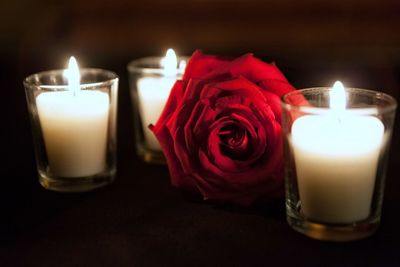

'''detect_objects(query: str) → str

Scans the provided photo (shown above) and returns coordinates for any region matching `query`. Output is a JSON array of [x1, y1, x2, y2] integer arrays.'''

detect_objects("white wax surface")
[[137, 76, 176, 150], [291, 114, 384, 223], [36, 91, 109, 177]]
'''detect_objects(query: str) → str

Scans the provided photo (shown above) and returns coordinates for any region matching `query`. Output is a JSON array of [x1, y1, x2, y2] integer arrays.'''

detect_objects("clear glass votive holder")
[[24, 69, 118, 192], [127, 56, 187, 164], [281, 87, 397, 241]]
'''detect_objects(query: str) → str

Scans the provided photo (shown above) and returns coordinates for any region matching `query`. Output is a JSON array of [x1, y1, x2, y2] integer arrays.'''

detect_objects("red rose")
[[151, 50, 296, 205]]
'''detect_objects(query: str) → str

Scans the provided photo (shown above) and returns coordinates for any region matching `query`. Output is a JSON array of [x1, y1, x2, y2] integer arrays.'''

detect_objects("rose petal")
[[152, 80, 186, 133], [259, 78, 296, 97], [151, 119, 198, 192], [184, 51, 292, 89], [228, 54, 289, 83], [183, 50, 231, 80]]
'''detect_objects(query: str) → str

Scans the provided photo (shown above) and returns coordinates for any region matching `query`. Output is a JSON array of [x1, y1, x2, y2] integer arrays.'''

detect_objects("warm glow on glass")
[[161, 48, 178, 77], [330, 81, 346, 110], [179, 59, 187, 72], [64, 56, 81, 93]]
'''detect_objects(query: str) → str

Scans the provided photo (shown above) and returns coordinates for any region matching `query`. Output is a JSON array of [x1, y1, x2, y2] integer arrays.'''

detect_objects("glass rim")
[[127, 56, 189, 75], [281, 87, 397, 115], [23, 68, 119, 90]]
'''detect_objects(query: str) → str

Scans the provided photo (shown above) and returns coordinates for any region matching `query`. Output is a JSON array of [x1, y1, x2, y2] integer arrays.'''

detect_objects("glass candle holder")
[[24, 68, 118, 192], [127, 56, 187, 164], [281, 85, 397, 241]]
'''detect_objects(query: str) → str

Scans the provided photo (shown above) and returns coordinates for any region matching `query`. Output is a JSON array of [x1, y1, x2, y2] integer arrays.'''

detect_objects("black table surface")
[[1, 61, 400, 267]]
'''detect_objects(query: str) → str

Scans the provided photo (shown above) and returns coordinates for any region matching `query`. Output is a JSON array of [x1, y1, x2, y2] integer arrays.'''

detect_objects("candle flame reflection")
[[330, 81, 346, 110]]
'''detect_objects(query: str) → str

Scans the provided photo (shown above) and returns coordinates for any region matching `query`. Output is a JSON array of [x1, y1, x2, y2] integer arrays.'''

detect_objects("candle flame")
[[330, 81, 346, 110], [161, 48, 178, 77], [64, 56, 81, 93]]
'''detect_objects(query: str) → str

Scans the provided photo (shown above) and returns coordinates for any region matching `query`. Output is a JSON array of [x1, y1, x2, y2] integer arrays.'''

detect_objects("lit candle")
[[36, 57, 110, 177], [137, 48, 184, 150], [291, 81, 384, 223]]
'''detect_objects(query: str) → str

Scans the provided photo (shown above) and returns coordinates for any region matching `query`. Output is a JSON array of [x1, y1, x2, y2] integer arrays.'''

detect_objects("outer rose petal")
[[150, 120, 198, 192], [184, 50, 292, 93], [151, 81, 197, 192], [152, 80, 186, 133], [216, 53, 289, 83], [183, 50, 231, 81], [259, 78, 296, 98]]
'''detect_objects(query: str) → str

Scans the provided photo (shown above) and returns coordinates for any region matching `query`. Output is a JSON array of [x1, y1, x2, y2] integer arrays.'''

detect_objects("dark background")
[[1, 0, 400, 266]]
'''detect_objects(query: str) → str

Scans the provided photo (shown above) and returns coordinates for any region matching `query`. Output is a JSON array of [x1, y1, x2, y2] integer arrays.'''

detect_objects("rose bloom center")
[[218, 123, 252, 160]]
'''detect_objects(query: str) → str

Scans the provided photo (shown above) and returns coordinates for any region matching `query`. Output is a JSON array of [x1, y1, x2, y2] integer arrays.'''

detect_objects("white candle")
[[36, 57, 109, 177], [137, 48, 183, 150], [291, 81, 384, 223], [137, 76, 176, 150]]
